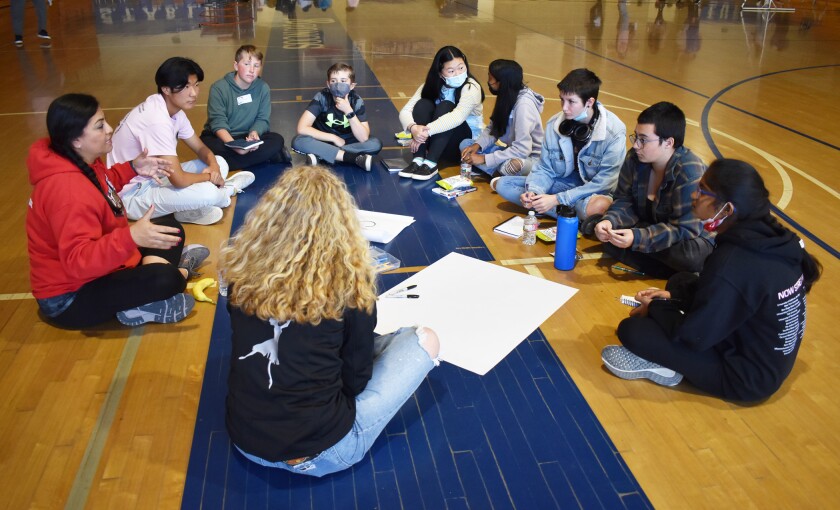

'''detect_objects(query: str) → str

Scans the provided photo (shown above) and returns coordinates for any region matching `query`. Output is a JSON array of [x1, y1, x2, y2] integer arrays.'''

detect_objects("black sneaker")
[[580, 213, 604, 236], [37, 30, 51, 40], [270, 146, 292, 164], [14, 35, 23, 47], [412, 164, 439, 181], [398, 161, 420, 178], [354, 154, 372, 171]]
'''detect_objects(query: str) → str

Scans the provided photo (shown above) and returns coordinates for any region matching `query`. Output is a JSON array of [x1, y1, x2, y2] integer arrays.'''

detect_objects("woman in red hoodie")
[[27, 93, 202, 328]]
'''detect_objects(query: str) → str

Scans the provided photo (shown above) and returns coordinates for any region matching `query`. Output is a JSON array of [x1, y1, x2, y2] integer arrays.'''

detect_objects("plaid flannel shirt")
[[603, 146, 711, 253]]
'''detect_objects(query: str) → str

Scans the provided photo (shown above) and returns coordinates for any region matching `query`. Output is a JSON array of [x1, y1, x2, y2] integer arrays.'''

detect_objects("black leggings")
[[200, 131, 286, 170], [617, 315, 727, 398], [411, 99, 472, 165], [47, 215, 187, 329]]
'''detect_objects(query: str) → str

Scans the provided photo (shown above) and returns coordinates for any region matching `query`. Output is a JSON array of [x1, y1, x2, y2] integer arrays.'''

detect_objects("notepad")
[[225, 139, 264, 150], [493, 215, 524, 238], [620, 295, 641, 307]]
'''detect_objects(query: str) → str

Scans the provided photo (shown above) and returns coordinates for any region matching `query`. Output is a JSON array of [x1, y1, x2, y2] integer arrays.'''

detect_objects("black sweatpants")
[[200, 131, 286, 170], [410, 99, 472, 166], [48, 215, 187, 329]]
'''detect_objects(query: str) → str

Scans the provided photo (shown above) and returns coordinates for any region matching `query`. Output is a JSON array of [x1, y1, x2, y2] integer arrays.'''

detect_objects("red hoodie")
[[26, 138, 141, 299]]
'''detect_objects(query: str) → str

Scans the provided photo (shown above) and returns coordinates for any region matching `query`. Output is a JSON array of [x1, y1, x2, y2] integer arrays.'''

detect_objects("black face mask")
[[487, 83, 498, 95]]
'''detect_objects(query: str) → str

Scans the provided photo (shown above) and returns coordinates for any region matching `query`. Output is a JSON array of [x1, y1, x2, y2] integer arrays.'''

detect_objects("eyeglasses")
[[697, 188, 721, 200], [629, 134, 661, 146]]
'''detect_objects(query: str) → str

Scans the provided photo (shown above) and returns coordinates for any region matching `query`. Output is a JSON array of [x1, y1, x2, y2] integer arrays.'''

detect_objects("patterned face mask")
[[329, 82, 351, 98]]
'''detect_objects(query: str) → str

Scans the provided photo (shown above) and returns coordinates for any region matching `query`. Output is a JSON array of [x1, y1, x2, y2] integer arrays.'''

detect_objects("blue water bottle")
[[554, 205, 578, 270]]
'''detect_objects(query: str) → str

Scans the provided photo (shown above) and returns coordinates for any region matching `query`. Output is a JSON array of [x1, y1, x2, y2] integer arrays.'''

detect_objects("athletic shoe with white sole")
[[412, 164, 439, 181], [601, 345, 684, 386], [174, 206, 223, 225], [306, 153, 318, 166], [398, 161, 420, 178], [116, 294, 196, 327], [178, 244, 210, 279], [225, 171, 256, 195], [490, 176, 501, 192], [354, 154, 373, 171]]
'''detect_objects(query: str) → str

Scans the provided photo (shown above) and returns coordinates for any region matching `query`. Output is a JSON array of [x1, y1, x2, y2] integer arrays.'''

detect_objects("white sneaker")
[[224, 171, 256, 196], [174, 206, 223, 225]]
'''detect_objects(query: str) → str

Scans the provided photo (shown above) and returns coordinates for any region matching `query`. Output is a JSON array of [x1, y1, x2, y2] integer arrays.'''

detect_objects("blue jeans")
[[495, 175, 591, 220], [236, 326, 436, 477], [291, 134, 382, 163]]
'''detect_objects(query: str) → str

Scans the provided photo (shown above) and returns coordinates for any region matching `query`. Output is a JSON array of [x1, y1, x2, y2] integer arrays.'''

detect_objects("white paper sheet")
[[375, 252, 578, 375], [356, 210, 415, 244]]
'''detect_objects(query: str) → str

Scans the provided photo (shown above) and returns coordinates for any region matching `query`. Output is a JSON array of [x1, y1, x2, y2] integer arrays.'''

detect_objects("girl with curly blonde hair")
[[222, 165, 439, 477]]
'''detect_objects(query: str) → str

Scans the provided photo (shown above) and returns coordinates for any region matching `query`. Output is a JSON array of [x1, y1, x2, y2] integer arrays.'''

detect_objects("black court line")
[[701, 65, 840, 260]]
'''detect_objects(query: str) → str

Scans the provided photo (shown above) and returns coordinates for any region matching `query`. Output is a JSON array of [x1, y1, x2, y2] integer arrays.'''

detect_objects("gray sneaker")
[[224, 171, 256, 195], [178, 244, 210, 279], [174, 206, 223, 225], [601, 345, 683, 386], [116, 294, 196, 327]]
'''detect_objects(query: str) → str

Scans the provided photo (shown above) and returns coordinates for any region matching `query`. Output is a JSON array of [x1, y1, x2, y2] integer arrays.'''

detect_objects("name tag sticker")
[[236, 94, 253, 105]]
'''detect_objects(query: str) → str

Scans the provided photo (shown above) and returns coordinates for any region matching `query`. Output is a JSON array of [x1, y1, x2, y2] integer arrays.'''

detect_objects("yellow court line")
[[524, 264, 545, 279], [65, 329, 143, 510], [0, 293, 34, 301]]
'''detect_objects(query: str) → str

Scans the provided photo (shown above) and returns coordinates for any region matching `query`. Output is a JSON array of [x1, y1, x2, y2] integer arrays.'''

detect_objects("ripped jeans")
[[236, 326, 437, 477]]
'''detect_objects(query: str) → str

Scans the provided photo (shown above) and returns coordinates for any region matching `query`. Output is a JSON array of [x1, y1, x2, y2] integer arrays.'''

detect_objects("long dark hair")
[[46, 93, 123, 216], [705, 159, 822, 292], [420, 46, 484, 105], [487, 59, 525, 138]]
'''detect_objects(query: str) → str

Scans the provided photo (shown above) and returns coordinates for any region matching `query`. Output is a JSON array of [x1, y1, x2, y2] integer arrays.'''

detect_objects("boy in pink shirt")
[[109, 57, 254, 225]]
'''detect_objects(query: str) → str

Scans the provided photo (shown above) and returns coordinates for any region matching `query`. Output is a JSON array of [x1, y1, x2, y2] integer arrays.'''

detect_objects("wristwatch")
[[345, 110, 356, 119]]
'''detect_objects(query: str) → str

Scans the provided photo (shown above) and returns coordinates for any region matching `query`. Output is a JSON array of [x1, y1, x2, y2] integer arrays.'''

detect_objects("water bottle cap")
[[528, 210, 535, 216], [556, 205, 576, 218]]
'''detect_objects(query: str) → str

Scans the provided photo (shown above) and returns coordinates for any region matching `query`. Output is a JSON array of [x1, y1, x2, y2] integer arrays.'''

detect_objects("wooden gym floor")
[[1, 0, 839, 508]]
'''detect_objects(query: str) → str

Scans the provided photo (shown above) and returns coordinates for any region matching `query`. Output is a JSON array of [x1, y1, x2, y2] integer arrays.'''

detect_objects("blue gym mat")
[[181, 8, 651, 509]]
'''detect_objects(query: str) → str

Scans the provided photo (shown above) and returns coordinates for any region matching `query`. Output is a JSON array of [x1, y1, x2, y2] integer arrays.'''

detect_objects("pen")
[[385, 294, 419, 299], [611, 265, 645, 276]]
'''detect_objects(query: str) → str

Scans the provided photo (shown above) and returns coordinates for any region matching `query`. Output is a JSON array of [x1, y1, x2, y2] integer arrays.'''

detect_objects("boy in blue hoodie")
[[201, 45, 289, 170]]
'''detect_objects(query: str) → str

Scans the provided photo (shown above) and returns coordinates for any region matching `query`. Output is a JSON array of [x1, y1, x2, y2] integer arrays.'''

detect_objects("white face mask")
[[444, 70, 468, 88]]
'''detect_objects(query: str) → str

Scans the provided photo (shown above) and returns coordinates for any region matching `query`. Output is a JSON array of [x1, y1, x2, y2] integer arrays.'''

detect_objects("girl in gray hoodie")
[[460, 59, 545, 178]]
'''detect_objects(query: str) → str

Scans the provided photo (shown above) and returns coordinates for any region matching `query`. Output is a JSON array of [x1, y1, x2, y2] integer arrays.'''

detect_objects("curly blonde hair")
[[220, 165, 377, 324]]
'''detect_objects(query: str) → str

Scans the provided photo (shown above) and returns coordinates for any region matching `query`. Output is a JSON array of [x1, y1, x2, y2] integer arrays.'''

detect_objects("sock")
[[412, 157, 424, 164], [423, 159, 437, 169], [341, 151, 359, 163]]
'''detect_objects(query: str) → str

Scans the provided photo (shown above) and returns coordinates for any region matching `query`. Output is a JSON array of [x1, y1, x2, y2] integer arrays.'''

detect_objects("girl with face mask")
[[397, 46, 485, 181], [459, 59, 545, 182], [601, 159, 823, 403]]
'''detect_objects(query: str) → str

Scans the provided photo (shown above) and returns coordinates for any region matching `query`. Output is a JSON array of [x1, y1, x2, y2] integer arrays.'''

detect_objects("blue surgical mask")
[[572, 105, 589, 122], [329, 82, 351, 98], [444, 71, 468, 89]]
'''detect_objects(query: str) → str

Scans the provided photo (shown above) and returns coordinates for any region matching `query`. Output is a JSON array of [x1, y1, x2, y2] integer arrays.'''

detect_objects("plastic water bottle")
[[554, 205, 579, 270], [218, 270, 228, 297], [460, 162, 472, 183], [522, 210, 538, 245]]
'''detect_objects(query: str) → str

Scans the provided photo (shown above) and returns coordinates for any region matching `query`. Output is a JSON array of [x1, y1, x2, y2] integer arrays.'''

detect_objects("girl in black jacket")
[[601, 159, 822, 402]]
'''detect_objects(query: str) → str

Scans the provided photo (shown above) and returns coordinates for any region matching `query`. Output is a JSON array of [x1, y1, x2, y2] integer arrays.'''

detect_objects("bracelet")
[[129, 160, 137, 172]]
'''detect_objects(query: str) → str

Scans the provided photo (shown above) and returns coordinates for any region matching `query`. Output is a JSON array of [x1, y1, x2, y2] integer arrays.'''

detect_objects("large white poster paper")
[[375, 252, 578, 375], [356, 210, 415, 244]]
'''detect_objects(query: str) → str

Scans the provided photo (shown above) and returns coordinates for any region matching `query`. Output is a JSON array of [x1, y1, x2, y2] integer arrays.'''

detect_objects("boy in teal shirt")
[[201, 45, 289, 170]]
